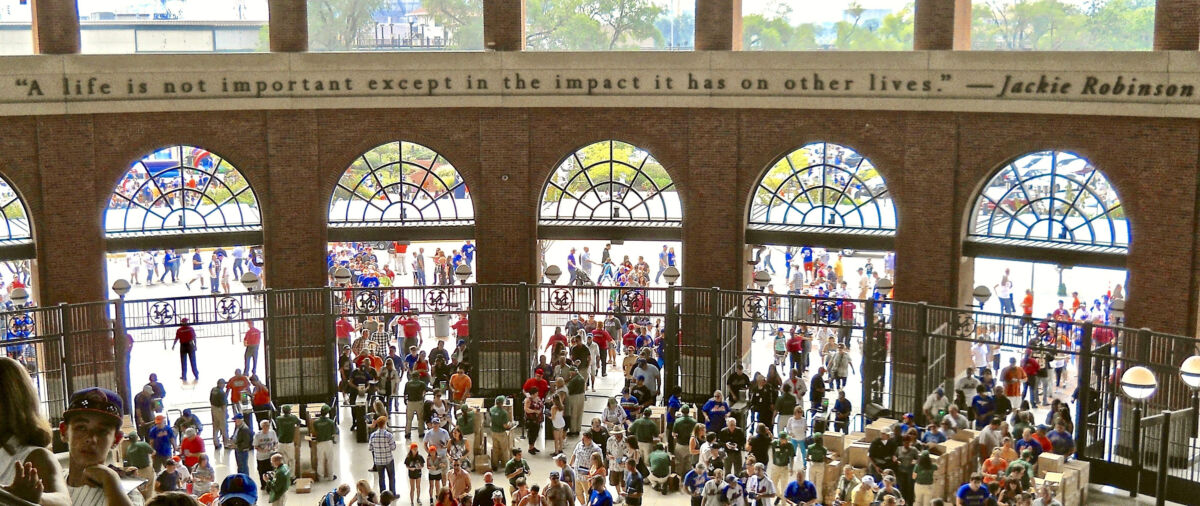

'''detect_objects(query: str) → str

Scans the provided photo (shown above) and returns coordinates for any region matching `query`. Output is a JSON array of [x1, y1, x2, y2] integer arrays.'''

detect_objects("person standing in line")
[[208, 253, 222, 294], [172, 318, 199, 382], [231, 414, 252, 476], [264, 453, 290, 506], [312, 405, 338, 482], [369, 417, 397, 495], [242, 320, 262, 376]]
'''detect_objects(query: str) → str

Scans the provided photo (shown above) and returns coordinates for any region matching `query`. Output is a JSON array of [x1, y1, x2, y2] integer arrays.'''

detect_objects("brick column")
[[914, 0, 970, 50], [684, 109, 741, 290], [893, 112, 959, 306], [476, 111, 535, 283], [1154, 0, 1200, 50], [264, 111, 326, 289], [268, 0, 308, 52], [483, 0, 524, 51], [31, 0, 81, 54], [695, 0, 741, 50], [35, 116, 105, 304]]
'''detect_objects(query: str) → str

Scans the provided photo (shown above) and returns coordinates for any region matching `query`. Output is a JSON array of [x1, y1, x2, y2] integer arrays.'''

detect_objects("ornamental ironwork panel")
[[329, 141, 474, 226], [969, 150, 1128, 248], [106, 145, 262, 236], [749, 141, 895, 232], [540, 140, 681, 224]]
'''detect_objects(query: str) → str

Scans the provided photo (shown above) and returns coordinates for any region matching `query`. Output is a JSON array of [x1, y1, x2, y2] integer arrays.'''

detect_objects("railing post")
[[1155, 410, 1171, 506], [710, 287, 721, 396], [59, 302, 74, 396], [1076, 321, 1094, 458], [324, 286, 337, 406], [259, 289, 274, 382], [1131, 402, 1143, 497], [113, 297, 132, 415], [915, 302, 929, 421], [519, 282, 531, 377], [862, 299, 876, 410], [664, 285, 679, 395]]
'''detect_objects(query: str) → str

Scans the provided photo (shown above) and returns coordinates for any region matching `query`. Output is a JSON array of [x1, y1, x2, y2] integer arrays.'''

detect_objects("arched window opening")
[[329, 141, 473, 231], [540, 140, 680, 232], [106, 145, 261, 239]]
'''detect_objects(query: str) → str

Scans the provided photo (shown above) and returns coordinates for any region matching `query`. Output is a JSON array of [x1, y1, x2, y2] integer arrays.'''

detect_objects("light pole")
[[663, 265, 680, 393], [111, 279, 132, 414], [333, 267, 352, 287], [1055, 265, 1068, 297], [1181, 355, 1200, 436], [874, 278, 893, 300], [10, 287, 28, 308], [543, 265, 562, 285], [240, 271, 261, 292], [1121, 366, 1157, 498]]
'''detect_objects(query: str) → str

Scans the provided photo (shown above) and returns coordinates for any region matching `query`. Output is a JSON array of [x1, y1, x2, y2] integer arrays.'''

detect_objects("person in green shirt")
[[629, 411, 658, 466], [405, 376, 428, 439], [312, 404, 338, 481], [671, 405, 697, 475], [808, 433, 829, 505], [458, 404, 477, 458], [210, 378, 229, 450], [122, 432, 155, 496], [266, 453, 291, 505], [504, 447, 531, 488], [774, 385, 797, 434], [912, 450, 938, 506], [646, 443, 672, 492], [1005, 449, 1035, 489], [274, 405, 302, 470], [489, 396, 515, 472], [769, 431, 795, 494]]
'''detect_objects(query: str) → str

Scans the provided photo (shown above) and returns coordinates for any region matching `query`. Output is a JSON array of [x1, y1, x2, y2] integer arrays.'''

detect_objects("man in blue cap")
[[217, 473, 258, 505], [60, 387, 144, 506], [232, 413, 253, 475]]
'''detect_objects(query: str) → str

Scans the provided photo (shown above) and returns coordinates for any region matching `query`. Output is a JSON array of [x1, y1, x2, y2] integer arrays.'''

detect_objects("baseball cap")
[[218, 473, 258, 504], [63, 388, 124, 425], [233, 413, 244, 420], [155, 415, 166, 423], [549, 471, 560, 479], [862, 476, 876, 487]]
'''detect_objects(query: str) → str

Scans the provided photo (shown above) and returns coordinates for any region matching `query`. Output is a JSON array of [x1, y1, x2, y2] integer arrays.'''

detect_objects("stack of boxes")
[[1037, 453, 1087, 506]]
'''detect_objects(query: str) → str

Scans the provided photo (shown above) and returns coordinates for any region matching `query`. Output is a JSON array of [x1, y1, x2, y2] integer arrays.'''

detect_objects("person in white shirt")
[[745, 463, 775, 506], [252, 420, 278, 489], [785, 407, 808, 466], [62, 388, 143, 506]]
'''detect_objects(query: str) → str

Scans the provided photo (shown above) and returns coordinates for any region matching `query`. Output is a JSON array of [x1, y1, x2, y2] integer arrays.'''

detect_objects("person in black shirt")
[[631, 377, 654, 411], [746, 422, 772, 465], [809, 368, 827, 407], [718, 418, 746, 476], [726, 364, 750, 403], [569, 336, 591, 373], [867, 430, 898, 478], [472, 472, 506, 506], [747, 374, 777, 428]]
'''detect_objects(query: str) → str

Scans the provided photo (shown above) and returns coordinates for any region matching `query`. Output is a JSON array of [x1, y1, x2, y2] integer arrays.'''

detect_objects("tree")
[[526, 0, 607, 50], [589, 0, 663, 49], [307, 0, 387, 51], [971, 0, 1152, 50], [742, 14, 820, 50], [421, 0, 484, 49]]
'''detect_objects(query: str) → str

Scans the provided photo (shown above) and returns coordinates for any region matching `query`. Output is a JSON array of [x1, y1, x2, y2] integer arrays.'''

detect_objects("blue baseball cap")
[[219, 473, 258, 504], [64, 387, 124, 425]]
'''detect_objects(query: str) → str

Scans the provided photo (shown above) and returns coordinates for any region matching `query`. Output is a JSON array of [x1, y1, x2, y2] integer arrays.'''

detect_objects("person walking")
[[369, 417, 397, 495], [243, 320, 261, 376], [172, 318, 199, 381]]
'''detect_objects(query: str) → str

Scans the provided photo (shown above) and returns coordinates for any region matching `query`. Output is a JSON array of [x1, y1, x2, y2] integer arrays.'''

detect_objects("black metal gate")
[[266, 288, 336, 406]]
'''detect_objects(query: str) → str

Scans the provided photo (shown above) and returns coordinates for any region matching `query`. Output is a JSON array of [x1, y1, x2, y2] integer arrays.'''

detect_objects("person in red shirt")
[[250, 375, 274, 428], [451, 314, 469, 339], [401, 312, 422, 351], [545, 327, 568, 351], [1021, 353, 1041, 408], [522, 372, 550, 399], [591, 326, 612, 376], [335, 314, 355, 348], [243, 320, 261, 376], [172, 317, 199, 381], [622, 325, 638, 350], [389, 295, 411, 314], [786, 328, 805, 373], [180, 426, 205, 468], [226, 369, 251, 405]]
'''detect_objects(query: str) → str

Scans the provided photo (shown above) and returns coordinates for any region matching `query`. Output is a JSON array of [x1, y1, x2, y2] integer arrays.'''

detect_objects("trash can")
[[435, 314, 451, 339], [352, 404, 369, 443]]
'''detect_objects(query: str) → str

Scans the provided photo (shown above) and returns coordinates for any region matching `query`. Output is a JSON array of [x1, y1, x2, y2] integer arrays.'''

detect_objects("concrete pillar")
[[31, 0, 81, 54], [1154, 0, 1200, 51], [483, 0, 525, 51], [268, 0, 308, 52], [263, 111, 326, 289], [695, 0, 741, 50], [914, 0, 970, 50]]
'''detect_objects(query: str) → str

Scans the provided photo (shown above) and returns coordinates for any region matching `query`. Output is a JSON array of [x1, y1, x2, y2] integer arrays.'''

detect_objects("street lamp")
[[1121, 365, 1157, 498], [1055, 265, 1069, 297], [663, 266, 680, 286], [874, 278, 893, 299], [544, 265, 562, 285], [753, 270, 771, 290], [333, 267, 352, 286], [454, 264, 472, 284], [1181, 355, 1200, 436], [240, 271, 261, 292], [1110, 299, 1125, 325], [972, 285, 992, 309], [112, 279, 132, 298], [10, 287, 29, 307]]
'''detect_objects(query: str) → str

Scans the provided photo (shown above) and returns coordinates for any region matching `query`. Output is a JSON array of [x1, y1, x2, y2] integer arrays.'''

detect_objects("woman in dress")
[[404, 443, 425, 505], [0, 357, 69, 506], [688, 424, 706, 467], [448, 427, 469, 472], [550, 396, 567, 456]]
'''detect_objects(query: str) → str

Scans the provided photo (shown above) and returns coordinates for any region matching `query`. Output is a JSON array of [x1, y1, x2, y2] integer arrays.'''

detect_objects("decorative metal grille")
[[329, 141, 473, 226], [540, 140, 680, 224], [106, 145, 261, 236], [0, 177, 31, 245], [749, 141, 895, 231], [969, 150, 1127, 248]]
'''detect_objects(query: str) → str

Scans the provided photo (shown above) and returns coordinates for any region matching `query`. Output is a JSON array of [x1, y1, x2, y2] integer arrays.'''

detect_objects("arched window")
[[969, 151, 1127, 257], [747, 142, 894, 249], [0, 176, 31, 246], [106, 145, 261, 238], [540, 140, 680, 232]]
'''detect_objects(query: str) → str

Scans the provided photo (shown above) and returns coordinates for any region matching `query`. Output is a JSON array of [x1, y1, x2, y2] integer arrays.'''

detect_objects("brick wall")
[[2, 108, 1197, 336], [1154, 0, 1200, 51]]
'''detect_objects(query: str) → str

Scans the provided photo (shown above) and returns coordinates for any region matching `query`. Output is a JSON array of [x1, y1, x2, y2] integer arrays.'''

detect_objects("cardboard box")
[[1038, 452, 1065, 475], [1062, 459, 1089, 501], [952, 429, 980, 443], [822, 432, 846, 454], [474, 454, 492, 473], [847, 443, 870, 468], [294, 478, 313, 494]]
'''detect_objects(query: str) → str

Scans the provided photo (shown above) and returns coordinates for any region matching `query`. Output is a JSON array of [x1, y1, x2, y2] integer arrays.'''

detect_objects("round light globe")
[[1180, 356, 1200, 390], [1120, 366, 1158, 401]]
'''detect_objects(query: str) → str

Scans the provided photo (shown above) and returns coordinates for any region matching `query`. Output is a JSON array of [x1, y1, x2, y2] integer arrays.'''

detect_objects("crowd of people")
[[114, 247, 265, 295], [328, 242, 475, 288]]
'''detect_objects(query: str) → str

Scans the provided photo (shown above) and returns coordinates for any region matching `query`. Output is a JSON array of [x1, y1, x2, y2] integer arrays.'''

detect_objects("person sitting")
[[867, 430, 898, 478]]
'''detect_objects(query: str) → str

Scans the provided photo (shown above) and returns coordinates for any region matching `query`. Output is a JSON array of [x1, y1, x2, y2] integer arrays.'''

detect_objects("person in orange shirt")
[[242, 320, 261, 376], [1019, 289, 1035, 336], [250, 375, 274, 428], [980, 448, 1008, 485], [1000, 357, 1026, 404], [449, 364, 472, 402], [226, 369, 251, 404]]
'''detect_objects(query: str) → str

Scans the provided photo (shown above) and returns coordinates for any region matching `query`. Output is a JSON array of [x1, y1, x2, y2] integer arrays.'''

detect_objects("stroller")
[[569, 268, 595, 286]]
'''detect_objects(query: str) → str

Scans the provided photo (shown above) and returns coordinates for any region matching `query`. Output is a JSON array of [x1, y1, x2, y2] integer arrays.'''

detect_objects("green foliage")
[[526, 0, 664, 50], [308, 0, 388, 51], [422, 0, 485, 49], [543, 141, 673, 203], [743, 2, 912, 51], [971, 0, 1154, 50]]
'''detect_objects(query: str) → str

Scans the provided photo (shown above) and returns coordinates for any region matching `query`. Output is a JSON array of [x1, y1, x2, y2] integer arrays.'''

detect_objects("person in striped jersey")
[[60, 387, 143, 505]]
